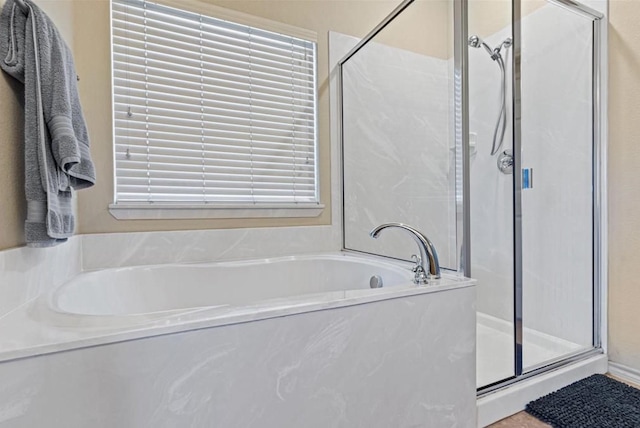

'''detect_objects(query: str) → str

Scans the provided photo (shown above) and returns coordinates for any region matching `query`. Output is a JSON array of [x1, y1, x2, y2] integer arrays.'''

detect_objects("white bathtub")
[[51, 253, 412, 317], [33, 253, 473, 331], [0, 252, 477, 427]]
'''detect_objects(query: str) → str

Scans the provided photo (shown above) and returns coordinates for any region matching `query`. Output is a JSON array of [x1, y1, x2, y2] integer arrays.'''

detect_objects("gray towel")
[[0, 0, 96, 247]]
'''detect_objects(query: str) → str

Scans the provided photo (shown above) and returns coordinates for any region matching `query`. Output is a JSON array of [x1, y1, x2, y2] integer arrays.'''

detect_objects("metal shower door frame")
[[510, 0, 606, 383], [479, 0, 606, 397]]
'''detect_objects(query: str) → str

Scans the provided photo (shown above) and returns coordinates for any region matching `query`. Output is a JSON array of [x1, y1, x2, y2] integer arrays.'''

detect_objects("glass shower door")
[[516, 0, 603, 372], [468, 1, 516, 389]]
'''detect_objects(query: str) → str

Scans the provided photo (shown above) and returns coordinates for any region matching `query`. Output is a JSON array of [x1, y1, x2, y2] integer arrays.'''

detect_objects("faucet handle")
[[410, 254, 421, 271], [412, 264, 429, 285]]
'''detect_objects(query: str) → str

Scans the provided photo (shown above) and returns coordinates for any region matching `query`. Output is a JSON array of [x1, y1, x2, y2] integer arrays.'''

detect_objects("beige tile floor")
[[488, 412, 550, 428]]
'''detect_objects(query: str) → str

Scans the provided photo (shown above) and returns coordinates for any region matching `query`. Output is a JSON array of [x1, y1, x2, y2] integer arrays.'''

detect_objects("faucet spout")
[[370, 223, 441, 282]]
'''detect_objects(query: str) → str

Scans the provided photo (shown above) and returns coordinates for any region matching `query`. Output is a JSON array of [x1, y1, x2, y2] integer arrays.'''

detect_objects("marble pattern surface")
[[0, 285, 476, 428], [81, 225, 341, 270], [0, 238, 81, 320], [334, 32, 458, 269]]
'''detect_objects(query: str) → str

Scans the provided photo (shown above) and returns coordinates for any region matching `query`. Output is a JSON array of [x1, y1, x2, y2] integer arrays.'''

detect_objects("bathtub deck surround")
[[0, 244, 476, 427], [0, 280, 476, 427]]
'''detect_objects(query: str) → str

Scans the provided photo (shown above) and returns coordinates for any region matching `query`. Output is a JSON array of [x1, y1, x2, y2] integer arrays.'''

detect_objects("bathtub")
[[0, 252, 477, 427], [49, 253, 417, 319]]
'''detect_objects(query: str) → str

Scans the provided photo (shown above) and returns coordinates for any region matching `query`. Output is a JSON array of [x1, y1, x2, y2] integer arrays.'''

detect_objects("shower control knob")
[[497, 149, 514, 175]]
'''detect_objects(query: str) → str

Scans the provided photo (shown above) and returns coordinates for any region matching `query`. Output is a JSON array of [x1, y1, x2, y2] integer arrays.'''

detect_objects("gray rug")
[[525, 374, 640, 427]]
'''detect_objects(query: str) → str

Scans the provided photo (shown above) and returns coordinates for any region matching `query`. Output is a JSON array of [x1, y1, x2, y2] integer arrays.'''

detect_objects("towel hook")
[[14, 0, 29, 14]]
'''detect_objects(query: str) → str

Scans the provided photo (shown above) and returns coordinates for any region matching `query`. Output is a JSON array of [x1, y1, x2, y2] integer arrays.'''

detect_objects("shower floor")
[[477, 313, 584, 388]]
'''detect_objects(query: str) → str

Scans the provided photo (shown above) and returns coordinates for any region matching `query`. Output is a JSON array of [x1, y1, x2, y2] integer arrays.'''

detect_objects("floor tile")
[[488, 411, 550, 428]]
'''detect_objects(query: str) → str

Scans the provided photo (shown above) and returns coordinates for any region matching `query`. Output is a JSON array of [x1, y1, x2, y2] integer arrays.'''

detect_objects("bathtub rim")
[[0, 252, 475, 364]]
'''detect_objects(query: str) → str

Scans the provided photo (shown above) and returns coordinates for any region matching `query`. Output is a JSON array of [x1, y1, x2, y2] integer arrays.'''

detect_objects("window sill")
[[108, 203, 325, 220]]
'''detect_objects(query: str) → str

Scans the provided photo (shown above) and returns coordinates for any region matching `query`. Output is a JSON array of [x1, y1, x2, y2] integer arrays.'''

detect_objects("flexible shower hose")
[[491, 55, 508, 156]]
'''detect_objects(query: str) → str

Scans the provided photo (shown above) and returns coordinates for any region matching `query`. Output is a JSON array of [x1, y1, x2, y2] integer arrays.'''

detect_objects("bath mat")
[[525, 374, 640, 427]]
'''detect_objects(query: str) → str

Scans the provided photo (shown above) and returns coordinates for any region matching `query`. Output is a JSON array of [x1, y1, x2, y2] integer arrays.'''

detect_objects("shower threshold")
[[477, 312, 584, 388]]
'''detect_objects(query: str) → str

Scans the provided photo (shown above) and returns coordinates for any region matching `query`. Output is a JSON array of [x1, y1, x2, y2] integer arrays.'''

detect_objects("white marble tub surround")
[[0, 252, 476, 428], [0, 281, 476, 428], [80, 224, 341, 271], [0, 237, 81, 321]]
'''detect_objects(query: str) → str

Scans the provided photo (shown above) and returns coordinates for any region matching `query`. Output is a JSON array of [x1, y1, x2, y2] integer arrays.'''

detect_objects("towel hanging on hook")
[[0, 0, 97, 246], [11, 0, 81, 82]]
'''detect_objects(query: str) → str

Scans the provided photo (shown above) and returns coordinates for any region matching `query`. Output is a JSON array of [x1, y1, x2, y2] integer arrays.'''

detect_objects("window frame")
[[108, 0, 323, 220]]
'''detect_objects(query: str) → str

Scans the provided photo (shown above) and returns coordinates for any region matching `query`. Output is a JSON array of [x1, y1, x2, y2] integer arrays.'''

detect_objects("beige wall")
[[609, 0, 640, 371], [469, 0, 546, 39], [0, 68, 25, 250], [365, 0, 453, 59]]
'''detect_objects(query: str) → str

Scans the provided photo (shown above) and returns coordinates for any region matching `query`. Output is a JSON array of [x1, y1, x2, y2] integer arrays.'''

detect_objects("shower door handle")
[[522, 168, 533, 189]]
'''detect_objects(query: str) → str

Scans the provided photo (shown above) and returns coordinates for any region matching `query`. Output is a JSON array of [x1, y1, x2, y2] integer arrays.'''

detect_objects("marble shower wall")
[[470, 4, 594, 348], [337, 33, 458, 269]]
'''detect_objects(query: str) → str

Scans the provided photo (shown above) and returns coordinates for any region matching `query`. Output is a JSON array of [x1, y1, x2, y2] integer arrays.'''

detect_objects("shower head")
[[468, 35, 494, 57]]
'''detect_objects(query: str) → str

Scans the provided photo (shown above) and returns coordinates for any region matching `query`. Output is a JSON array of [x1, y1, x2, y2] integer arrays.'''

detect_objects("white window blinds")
[[111, 0, 318, 205]]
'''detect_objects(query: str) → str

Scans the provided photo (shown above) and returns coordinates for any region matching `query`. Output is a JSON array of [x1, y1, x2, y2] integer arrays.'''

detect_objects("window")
[[110, 0, 321, 219]]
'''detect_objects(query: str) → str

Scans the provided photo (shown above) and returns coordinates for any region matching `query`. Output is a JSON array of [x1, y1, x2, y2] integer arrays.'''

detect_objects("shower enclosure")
[[337, 0, 605, 397]]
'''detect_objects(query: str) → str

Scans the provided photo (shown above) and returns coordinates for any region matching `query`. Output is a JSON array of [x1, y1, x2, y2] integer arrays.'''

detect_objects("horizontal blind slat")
[[112, 3, 313, 50], [115, 139, 315, 159], [114, 120, 314, 141], [112, 54, 315, 99], [116, 156, 315, 172], [111, 22, 315, 67], [114, 113, 315, 135], [114, 134, 315, 153], [113, 78, 315, 116], [113, 100, 315, 130], [112, 38, 315, 84], [112, 66, 314, 104]]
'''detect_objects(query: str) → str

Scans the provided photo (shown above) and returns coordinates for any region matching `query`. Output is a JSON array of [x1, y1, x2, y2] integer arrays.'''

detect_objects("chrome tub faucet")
[[370, 223, 441, 284]]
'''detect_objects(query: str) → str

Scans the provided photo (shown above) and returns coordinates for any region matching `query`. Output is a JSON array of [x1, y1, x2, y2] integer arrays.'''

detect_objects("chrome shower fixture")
[[468, 35, 494, 57], [468, 35, 512, 156], [468, 35, 512, 61]]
